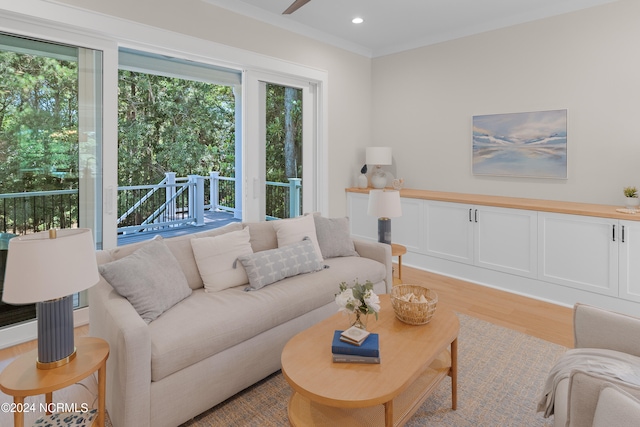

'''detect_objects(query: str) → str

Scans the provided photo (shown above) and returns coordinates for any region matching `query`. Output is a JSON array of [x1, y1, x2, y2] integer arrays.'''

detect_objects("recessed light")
[[352, 17, 364, 24]]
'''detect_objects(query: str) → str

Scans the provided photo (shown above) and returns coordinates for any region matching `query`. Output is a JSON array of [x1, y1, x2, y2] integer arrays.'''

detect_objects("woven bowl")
[[390, 285, 438, 325]]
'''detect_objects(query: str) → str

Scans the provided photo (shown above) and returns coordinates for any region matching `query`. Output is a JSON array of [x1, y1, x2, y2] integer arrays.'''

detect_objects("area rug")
[[176, 313, 566, 427]]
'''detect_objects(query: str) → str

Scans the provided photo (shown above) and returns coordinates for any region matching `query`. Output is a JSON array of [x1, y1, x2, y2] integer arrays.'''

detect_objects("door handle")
[[622, 225, 625, 243], [469, 208, 472, 222], [613, 224, 616, 242], [474, 209, 478, 223]]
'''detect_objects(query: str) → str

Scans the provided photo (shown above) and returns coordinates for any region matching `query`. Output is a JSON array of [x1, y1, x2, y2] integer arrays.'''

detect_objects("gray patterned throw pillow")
[[238, 237, 324, 291]]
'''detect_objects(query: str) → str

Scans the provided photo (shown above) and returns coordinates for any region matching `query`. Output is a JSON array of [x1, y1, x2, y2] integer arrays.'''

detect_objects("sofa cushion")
[[238, 237, 324, 290], [107, 222, 243, 290], [162, 222, 243, 290], [312, 214, 359, 259], [109, 234, 163, 260], [191, 228, 253, 292], [98, 238, 192, 323], [593, 384, 640, 427], [147, 255, 386, 382], [242, 221, 278, 253], [272, 214, 323, 261]]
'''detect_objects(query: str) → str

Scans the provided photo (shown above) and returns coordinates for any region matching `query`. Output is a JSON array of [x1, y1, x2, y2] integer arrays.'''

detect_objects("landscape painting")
[[472, 109, 567, 178]]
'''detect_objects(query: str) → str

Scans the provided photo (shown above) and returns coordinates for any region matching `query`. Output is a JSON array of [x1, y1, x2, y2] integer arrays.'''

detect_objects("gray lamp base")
[[37, 295, 76, 369], [377, 217, 392, 245]]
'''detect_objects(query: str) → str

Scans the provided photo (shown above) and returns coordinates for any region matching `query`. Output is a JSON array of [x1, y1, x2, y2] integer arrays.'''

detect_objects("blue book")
[[332, 330, 379, 357]]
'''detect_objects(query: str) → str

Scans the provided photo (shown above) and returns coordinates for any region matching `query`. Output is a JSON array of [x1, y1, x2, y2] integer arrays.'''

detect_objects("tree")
[[117, 71, 236, 186], [284, 87, 299, 178], [0, 51, 78, 194]]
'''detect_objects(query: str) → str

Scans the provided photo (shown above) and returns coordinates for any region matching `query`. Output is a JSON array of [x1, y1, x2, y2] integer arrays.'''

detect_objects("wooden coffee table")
[[281, 294, 459, 427]]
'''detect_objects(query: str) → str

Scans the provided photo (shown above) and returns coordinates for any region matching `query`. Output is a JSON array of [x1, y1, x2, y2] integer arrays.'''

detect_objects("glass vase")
[[350, 311, 369, 330]]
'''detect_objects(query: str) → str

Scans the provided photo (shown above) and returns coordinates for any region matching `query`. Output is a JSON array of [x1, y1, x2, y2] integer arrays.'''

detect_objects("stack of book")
[[331, 326, 380, 364]]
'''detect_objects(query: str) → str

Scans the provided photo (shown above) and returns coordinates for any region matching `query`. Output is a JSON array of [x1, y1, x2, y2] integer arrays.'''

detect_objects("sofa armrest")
[[574, 303, 640, 357], [353, 239, 393, 293], [89, 278, 151, 427]]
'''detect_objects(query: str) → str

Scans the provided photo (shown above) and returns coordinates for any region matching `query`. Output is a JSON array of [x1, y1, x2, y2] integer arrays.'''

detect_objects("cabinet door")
[[619, 220, 640, 302], [391, 197, 423, 252], [346, 193, 377, 241], [474, 206, 538, 278], [538, 213, 618, 296], [424, 201, 474, 264]]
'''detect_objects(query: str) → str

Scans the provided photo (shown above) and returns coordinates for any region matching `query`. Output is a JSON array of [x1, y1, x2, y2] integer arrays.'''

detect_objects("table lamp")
[[2, 228, 99, 369], [366, 147, 392, 189], [367, 189, 402, 244]]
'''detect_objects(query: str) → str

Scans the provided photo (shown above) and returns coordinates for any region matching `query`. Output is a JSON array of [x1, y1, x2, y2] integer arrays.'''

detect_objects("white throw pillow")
[[190, 228, 253, 292], [272, 215, 323, 261]]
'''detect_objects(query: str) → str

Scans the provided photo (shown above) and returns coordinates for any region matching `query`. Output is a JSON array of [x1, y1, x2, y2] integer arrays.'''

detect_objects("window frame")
[[0, 3, 329, 348]]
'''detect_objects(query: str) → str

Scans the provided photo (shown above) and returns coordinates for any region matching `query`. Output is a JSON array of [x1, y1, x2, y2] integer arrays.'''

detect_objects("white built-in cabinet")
[[346, 190, 640, 309], [614, 220, 640, 302], [425, 201, 537, 278], [347, 193, 537, 280], [538, 213, 640, 300], [538, 213, 618, 296], [618, 220, 640, 302]]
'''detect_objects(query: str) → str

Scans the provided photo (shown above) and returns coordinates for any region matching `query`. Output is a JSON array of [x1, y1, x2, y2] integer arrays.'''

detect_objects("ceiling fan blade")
[[283, 0, 311, 15]]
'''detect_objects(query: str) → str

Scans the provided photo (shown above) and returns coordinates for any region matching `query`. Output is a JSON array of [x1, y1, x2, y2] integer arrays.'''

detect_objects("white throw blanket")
[[537, 347, 640, 417]]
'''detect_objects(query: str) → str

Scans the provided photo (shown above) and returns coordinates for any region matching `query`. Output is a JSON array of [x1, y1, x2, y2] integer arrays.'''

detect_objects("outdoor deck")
[[117, 209, 240, 246]]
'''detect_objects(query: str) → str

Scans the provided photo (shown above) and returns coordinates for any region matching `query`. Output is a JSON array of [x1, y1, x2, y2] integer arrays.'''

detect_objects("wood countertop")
[[346, 187, 640, 222]]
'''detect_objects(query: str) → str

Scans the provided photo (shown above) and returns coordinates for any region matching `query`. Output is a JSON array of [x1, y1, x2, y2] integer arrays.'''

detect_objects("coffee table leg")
[[384, 400, 393, 426], [451, 338, 458, 410]]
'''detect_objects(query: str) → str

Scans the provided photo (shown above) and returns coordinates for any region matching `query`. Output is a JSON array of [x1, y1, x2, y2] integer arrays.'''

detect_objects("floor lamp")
[[2, 228, 99, 369], [367, 189, 402, 244]]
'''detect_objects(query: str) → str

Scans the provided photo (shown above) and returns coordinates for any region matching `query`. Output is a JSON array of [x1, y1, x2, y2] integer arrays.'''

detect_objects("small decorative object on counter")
[[623, 186, 639, 211], [358, 164, 368, 188], [392, 178, 404, 190]]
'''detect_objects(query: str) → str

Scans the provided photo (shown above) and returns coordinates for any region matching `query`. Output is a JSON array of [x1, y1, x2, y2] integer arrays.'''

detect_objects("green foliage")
[[1, 48, 302, 229], [265, 84, 302, 218], [624, 186, 638, 198], [118, 71, 236, 185], [265, 84, 302, 182], [0, 51, 79, 194]]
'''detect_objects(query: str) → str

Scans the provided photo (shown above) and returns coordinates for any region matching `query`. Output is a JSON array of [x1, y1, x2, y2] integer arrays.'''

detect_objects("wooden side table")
[[391, 243, 407, 285], [0, 336, 109, 427]]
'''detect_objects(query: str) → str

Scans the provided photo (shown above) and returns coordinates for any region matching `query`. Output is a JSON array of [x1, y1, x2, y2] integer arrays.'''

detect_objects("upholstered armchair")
[[540, 303, 640, 427]]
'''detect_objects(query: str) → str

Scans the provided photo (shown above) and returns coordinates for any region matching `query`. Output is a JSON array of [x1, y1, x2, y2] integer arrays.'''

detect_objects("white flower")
[[335, 288, 355, 313], [364, 290, 380, 313], [336, 280, 379, 320]]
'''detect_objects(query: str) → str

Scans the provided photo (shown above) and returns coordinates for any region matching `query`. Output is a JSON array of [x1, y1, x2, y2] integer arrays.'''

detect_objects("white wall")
[[372, 0, 640, 206]]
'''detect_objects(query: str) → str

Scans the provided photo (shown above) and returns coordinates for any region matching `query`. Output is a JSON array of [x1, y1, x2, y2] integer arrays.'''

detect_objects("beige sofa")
[[539, 304, 640, 427], [89, 217, 392, 427]]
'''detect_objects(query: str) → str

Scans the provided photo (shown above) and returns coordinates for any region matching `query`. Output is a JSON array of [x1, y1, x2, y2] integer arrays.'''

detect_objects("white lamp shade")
[[366, 147, 392, 165], [367, 190, 402, 218], [2, 228, 99, 304]]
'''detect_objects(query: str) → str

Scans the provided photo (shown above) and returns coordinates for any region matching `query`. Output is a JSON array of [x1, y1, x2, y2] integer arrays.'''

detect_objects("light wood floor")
[[401, 266, 574, 348]]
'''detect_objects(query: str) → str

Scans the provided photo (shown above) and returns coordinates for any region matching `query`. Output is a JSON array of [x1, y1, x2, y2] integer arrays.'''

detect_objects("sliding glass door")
[[244, 72, 317, 222], [0, 33, 103, 328]]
